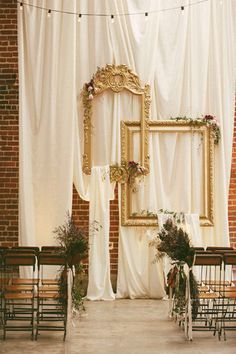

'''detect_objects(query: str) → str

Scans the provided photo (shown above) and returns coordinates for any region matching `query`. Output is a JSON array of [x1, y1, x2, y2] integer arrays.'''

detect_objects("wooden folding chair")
[[7, 247, 39, 287], [218, 253, 236, 340], [192, 254, 224, 337], [2, 252, 36, 340], [35, 252, 67, 340]]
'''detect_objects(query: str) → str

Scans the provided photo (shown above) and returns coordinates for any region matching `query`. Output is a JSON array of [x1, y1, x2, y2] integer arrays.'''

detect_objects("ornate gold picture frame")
[[121, 120, 214, 227], [82, 64, 150, 182]]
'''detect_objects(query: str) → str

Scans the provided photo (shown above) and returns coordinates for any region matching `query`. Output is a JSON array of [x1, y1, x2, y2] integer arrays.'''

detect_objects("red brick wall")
[[0, 0, 18, 247], [0, 0, 236, 277], [72, 184, 119, 275]]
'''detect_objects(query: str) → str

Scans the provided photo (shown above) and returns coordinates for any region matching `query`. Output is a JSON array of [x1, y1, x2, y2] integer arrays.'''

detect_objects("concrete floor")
[[1, 299, 236, 354]]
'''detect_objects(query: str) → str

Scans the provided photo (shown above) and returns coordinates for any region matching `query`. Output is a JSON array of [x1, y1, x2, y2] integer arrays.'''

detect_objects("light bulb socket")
[[181, 6, 184, 11]]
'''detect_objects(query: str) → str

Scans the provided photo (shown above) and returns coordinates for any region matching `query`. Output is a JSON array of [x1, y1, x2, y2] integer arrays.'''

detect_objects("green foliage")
[[158, 219, 195, 267], [54, 212, 89, 314], [53, 211, 88, 264], [153, 218, 199, 318], [170, 115, 221, 145]]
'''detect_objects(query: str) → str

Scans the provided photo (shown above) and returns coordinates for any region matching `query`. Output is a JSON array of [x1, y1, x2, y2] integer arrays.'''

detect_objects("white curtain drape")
[[18, 0, 77, 246], [19, 1, 235, 299]]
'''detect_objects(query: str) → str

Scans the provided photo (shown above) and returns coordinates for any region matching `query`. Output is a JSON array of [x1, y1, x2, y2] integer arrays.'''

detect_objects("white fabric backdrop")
[[18, 0, 77, 246], [18, 1, 235, 298]]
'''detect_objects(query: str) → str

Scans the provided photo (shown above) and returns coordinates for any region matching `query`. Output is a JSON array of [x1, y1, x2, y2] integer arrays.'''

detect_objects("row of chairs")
[[176, 246, 236, 340], [0, 246, 67, 340]]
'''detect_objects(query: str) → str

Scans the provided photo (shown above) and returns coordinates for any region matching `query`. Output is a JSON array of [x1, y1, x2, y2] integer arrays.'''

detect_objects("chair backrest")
[[194, 254, 223, 286], [38, 252, 66, 268], [194, 247, 205, 251], [41, 246, 64, 254], [11, 246, 39, 254], [206, 246, 234, 252], [3, 253, 36, 267], [224, 253, 236, 266], [194, 254, 223, 266]]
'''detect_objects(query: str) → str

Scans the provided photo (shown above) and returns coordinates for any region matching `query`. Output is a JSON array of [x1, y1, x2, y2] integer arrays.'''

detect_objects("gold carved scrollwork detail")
[[110, 164, 129, 184]]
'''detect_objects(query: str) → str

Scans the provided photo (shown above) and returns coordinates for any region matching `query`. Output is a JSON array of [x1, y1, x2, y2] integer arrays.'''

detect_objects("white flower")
[[88, 86, 93, 92], [88, 94, 93, 100]]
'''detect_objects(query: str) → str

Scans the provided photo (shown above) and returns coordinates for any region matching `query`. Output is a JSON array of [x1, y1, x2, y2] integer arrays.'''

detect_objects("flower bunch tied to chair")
[[151, 218, 199, 319], [53, 212, 89, 314]]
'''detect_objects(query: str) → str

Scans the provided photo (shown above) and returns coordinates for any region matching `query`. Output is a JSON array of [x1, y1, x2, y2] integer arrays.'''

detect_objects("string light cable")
[[17, 0, 211, 20]]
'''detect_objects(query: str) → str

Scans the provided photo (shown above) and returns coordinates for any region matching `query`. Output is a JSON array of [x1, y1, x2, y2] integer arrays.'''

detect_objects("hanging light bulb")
[[181, 6, 185, 12], [145, 12, 148, 22], [19, 2, 23, 10], [77, 13, 82, 23], [219, 0, 223, 4], [47, 9, 51, 18], [111, 15, 115, 24]]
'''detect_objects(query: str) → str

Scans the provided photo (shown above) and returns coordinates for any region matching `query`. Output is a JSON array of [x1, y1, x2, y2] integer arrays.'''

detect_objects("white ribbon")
[[66, 267, 74, 339], [184, 264, 193, 341]]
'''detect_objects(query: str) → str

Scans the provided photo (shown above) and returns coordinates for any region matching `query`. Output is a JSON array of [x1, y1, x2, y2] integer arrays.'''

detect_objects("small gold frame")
[[121, 120, 214, 227], [82, 64, 150, 182]]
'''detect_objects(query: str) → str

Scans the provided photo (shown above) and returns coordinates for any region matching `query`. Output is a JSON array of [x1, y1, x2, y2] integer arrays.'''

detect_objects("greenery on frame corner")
[[170, 115, 221, 145]]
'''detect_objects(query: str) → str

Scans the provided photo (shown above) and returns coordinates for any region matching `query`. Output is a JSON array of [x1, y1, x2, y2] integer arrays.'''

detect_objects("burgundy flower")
[[203, 115, 214, 121]]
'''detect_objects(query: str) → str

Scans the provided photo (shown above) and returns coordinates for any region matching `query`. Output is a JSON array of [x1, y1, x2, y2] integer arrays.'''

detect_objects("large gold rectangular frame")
[[121, 120, 214, 227]]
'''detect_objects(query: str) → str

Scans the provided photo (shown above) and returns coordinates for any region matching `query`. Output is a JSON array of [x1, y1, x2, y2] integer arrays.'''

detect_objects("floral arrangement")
[[151, 218, 199, 318], [126, 161, 147, 191], [154, 218, 195, 266], [84, 79, 96, 100], [53, 212, 89, 313], [110, 160, 147, 190], [127, 160, 146, 179], [54, 212, 89, 268], [170, 115, 220, 145]]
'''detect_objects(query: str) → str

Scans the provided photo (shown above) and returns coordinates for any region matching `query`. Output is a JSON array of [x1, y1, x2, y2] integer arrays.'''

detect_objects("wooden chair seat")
[[198, 286, 209, 292], [204, 280, 231, 286], [223, 286, 236, 291], [12, 278, 39, 285], [222, 291, 236, 299], [38, 292, 60, 299], [41, 279, 59, 285], [199, 292, 220, 299], [39, 285, 59, 292], [4, 292, 34, 300], [5, 285, 34, 292]]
